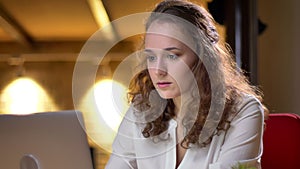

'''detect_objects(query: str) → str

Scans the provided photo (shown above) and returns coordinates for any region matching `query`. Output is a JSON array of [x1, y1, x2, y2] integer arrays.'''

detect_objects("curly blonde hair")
[[128, 0, 268, 148]]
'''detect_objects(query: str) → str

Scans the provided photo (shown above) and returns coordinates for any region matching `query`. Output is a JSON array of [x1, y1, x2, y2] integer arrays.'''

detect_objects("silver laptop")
[[0, 110, 94, 169]]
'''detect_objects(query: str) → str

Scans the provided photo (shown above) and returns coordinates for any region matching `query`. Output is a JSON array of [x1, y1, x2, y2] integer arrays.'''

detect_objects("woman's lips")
[[157, 82, 172, 88]]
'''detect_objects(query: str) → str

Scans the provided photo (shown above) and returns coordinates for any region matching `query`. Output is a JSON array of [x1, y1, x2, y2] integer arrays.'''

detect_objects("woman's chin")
[[156, 90, 179, 99]]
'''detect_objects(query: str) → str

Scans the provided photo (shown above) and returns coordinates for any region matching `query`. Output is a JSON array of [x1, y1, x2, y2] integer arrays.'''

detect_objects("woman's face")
[[144, 21, 198, 99]]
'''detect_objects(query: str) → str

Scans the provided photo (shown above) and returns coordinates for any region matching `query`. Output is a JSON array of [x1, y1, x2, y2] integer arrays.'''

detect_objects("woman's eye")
[[167, 54, 178, 60], [147, 55, 157, 62]]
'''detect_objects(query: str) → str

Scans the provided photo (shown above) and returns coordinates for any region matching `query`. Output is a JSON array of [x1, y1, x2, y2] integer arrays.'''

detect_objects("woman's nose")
[[155, 67, 167, 76], [154, 57, 167, 76]]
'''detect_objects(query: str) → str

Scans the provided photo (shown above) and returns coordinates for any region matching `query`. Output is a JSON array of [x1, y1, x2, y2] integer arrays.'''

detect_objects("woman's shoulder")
[[238, 93, 263, 110], [232, 93, 264, 121]]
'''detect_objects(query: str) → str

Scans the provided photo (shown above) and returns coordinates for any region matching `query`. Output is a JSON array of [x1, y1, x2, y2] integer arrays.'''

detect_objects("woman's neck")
[[173, 96, 183, 120], [173, 92, 194, 120]]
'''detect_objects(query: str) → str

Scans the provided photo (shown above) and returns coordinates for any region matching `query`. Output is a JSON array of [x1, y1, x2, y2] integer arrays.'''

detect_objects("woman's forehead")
[[146, 21, 184, 39], [145, 21, 195, 50], [145, 33, 182, 49]]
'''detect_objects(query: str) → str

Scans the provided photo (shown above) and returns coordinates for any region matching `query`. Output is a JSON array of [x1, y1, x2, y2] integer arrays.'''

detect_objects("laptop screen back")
[[0, 110, 94, 169]]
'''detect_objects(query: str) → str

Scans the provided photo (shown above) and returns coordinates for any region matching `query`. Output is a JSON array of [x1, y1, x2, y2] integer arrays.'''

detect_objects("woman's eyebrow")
[[164, 47, 181, 51], [144, 49, 154, 53], [144, 47, 181, 53]]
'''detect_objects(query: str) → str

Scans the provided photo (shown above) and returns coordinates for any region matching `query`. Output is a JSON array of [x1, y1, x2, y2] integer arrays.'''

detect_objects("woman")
[[105, 0, 267, 168]]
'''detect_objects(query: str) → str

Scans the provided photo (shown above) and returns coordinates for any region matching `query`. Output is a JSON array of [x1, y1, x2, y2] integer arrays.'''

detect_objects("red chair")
[[261, 113, 300, 169]]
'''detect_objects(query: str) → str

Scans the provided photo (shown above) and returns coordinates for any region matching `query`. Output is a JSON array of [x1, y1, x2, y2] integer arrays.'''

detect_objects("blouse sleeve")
[[212, 95, 264, 169], [105, 106, 138, 169]]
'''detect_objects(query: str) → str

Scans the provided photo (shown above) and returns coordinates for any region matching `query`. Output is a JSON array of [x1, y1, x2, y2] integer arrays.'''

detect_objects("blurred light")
[[87, 0, 116, 40], [87, 0, 110, 28], [0, 77, 58, 114], [94, 79, 128, 131], [78, 79, 128, 150]]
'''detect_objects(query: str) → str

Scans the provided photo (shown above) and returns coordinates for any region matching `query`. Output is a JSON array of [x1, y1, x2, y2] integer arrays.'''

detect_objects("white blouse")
[[105, 95, 264, 169]]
